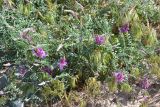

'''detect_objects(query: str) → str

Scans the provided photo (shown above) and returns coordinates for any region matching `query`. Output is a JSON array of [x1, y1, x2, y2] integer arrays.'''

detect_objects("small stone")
[[95, 103, 101, 107], [86, 102, 93, 107]]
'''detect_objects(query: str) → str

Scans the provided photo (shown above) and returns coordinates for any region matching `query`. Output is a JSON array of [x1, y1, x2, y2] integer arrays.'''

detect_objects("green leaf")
[[108, 78, 117, 92], [21, 83, 36, 97], [120, 83, 132, 93]]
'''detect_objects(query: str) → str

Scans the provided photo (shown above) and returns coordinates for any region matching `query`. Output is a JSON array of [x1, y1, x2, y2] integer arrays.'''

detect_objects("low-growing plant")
[[0, 0, 159, 106], [85, 77, 101, 97]]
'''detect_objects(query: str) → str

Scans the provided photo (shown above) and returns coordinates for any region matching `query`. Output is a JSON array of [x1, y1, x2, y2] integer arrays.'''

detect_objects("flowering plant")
[[0, 0, 159, 106]]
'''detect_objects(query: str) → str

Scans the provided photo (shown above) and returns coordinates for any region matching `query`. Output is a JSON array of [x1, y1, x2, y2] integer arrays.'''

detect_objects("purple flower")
[[58, 57, 67, 71], [95, 35, 105, 45], [32, 48, 47, 59], [42, 66, 52, 75], [18, 66, 27, 77], [113, 71, 125, 83], [140, 78, 150, 89], [119, 23, 129, 33]]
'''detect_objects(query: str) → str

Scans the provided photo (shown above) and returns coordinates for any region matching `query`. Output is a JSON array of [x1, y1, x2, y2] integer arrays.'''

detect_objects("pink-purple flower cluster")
[[95, 35, 105, 45], [42, 66, 52, 75], [113, 71, 125, 83], [119, 23, 129, 33], [32, 46, 69, 71], [32, 48, 47, 59], [18, 66, 27, 77], [140, 77, 150, 89], [58, 57, 67, 71]]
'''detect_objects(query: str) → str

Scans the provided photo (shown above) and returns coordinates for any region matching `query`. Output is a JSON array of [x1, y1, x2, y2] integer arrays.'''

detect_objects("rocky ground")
[[28, 81, 160, 107]]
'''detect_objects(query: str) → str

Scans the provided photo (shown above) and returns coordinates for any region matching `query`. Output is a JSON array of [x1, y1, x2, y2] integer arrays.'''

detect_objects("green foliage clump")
[[41, 80, 65, 99], [0, 96, 8, 106], [148, 55, 160, 78], [85, 77, 100, 97], [120, 83, 132, 93]]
